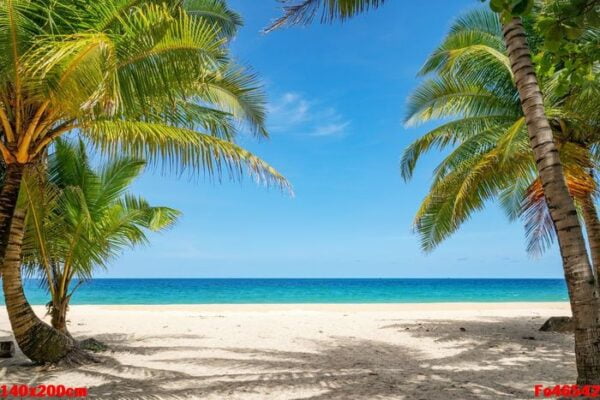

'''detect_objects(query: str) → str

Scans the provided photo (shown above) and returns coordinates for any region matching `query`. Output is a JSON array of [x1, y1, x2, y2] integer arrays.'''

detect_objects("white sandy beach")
[[0, 303, 575, 399]]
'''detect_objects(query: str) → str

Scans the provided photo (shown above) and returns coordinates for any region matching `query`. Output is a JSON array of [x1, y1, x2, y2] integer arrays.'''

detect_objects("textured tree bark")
[[2, 211, 93, 365], [582, 196, 600, 280], [0, 164, 25, 266], [503, 18, 600, 383], [50, 299, 71, 337]]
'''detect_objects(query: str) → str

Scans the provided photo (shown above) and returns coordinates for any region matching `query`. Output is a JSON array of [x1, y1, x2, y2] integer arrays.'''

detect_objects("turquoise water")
[[0, 279, 569, 305]]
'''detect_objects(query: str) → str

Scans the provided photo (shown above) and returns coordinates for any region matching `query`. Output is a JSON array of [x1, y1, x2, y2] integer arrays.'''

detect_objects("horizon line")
[[23, 277, 566, 280]]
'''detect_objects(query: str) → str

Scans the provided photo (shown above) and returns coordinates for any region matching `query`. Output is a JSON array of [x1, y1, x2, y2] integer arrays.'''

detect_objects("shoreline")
[[54, 301, 571, 312], [16, 302, 573, 321], [3, 302, 572, 315]]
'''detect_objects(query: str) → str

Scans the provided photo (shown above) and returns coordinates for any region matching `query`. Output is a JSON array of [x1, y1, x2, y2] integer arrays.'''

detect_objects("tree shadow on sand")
[[0, 317, 576, 400]]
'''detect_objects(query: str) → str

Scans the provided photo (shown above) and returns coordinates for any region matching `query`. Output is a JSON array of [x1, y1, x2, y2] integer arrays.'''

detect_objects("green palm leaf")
[[184, 0, 243, 38], [82, 120, 290, 190], [0, 0, 289, 191], [22, 138, 182, 296], [265, 0, 385, 32], [405, 8, 600, 255]]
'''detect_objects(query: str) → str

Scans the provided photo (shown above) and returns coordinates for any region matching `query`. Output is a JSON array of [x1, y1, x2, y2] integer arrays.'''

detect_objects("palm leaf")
[[82, 120, 291, 190], [265, 0, 385, 32]]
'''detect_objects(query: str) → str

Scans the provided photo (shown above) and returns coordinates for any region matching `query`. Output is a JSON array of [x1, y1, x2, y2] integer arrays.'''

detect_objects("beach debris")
[[539, 316, 573, 333], [0, 341, 15, 358], [459, 327, 466, 332]]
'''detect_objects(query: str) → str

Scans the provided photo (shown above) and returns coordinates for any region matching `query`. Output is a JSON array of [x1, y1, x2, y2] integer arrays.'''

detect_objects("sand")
[[0, 303, 575, 399]]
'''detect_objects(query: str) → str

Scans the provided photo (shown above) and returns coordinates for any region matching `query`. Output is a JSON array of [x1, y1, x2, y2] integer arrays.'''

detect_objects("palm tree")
[[496, 0, 600, 382], [402, 9, 600, 260], [0, 0, 289, 364], [20, 139, 180, 336], [268, 0, 600, 383]]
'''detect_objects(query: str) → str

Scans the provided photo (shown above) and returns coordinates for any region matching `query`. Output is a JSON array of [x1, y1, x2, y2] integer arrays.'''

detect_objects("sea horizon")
[[6, 278, 569, 305]]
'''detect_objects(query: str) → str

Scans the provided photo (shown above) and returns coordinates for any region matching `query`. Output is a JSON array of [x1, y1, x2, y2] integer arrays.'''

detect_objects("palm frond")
[[520, 179, 556, 257], [196, 65, 269, 138], [82, 120, 291, 191], [414, 148, 533, 252], [265, 0, 385, 32], [400, 115, 517, 181], [404, 77, 520, 127], [22, 138, 182, 294], [184, 0, 243, 38]]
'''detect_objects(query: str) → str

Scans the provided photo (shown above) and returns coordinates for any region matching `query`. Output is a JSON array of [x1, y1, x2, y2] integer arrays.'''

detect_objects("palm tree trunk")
[[582, 196, 600, 280], [2, 210, 92, 364], [50, 298, 71, 337], [503, 17, 600, 383], [0, 164, 25, 264]]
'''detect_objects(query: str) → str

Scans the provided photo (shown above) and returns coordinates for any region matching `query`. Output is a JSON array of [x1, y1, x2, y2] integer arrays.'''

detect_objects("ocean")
[[1, 278, 569, 305]]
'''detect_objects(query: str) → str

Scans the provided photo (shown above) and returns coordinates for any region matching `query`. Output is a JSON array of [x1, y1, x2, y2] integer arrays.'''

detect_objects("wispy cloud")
[[313, 121, 351, 137], [267, 92, 350, 138]]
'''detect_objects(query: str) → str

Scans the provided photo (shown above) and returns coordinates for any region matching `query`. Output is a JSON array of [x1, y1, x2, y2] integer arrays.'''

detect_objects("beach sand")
[[0, 303, 575, 399]]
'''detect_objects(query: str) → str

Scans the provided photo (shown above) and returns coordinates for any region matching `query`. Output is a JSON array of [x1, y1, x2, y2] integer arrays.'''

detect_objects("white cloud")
[[313, 121, 351, 137], [267, 92, 350, 138]]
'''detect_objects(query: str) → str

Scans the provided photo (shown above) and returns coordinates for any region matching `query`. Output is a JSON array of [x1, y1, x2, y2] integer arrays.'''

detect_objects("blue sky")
[[102, 0, 564, 278]]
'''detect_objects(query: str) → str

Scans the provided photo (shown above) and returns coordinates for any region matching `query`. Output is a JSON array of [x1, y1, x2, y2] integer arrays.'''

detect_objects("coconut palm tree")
[[492, 0, 600, 382], [268, 0, 600, 383], [20, 139, 180, 336], [402, 9, 600, 262], [0, 0, 289, 364]]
